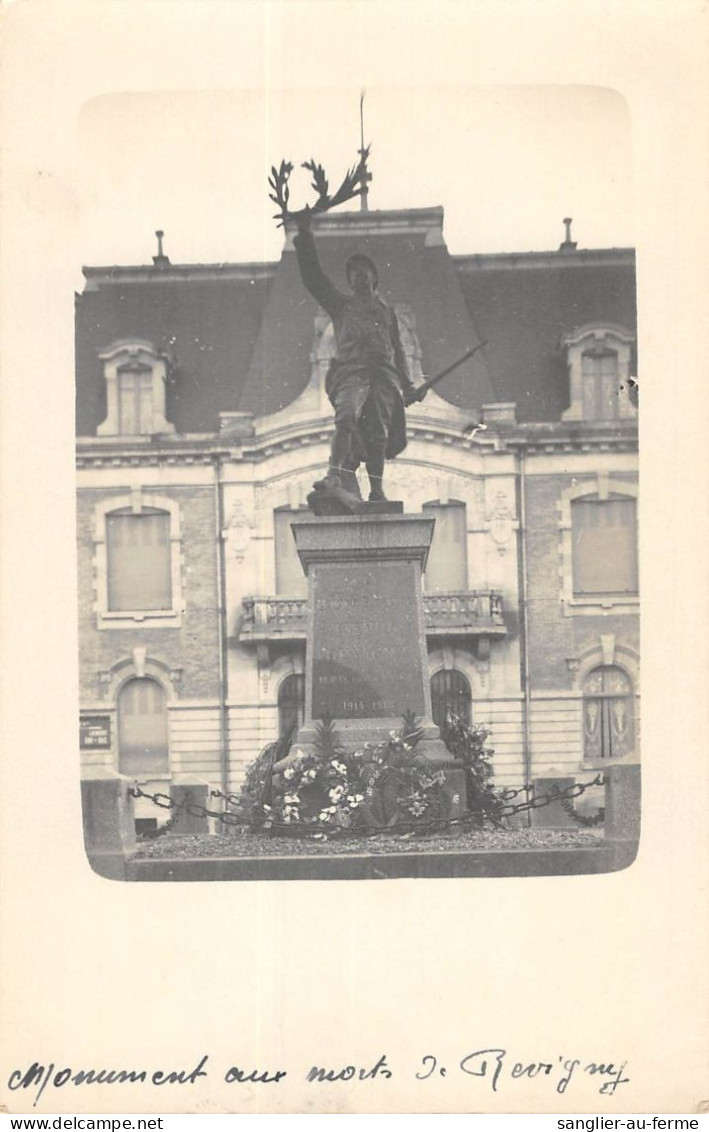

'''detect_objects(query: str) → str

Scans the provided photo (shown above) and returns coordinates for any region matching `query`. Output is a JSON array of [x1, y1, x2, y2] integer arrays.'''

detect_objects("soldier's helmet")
[[345, 253, 378, 289]]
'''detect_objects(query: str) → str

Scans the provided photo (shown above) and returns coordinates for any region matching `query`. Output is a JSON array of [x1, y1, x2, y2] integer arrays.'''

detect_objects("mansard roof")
[[75, 207, 636, 435]]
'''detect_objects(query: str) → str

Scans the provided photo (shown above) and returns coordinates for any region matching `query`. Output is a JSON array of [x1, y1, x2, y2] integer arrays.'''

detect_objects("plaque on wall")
[[80, 715, 112, 750]]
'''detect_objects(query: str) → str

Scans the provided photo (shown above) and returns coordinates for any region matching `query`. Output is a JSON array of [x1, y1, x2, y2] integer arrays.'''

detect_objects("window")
[[559, 477, 639, 615], [107, 508, 172, 611], [571, 496, 638, 597], [422, 502, 468, 592], [561, 324, 636, 422], [278, 673, 305, 740], [118, 677, 169, 776], [274, 509, 311, 598], [93, 492, 183, 628], [117, 365, 154, 434], [431, 669, 471, 729], [581, 350, 619, 420], [583, 665, 634, 760], [97, 339, 174, 437]]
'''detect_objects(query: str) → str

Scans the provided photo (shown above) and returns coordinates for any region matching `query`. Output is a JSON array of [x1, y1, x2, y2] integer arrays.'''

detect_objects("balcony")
[[238, 590, 506, 651], [423, 590, 506, 637]]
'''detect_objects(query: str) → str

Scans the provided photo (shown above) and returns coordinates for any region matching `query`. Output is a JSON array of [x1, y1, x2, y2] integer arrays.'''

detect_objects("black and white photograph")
[[1, 0, 708, 1118], [76, 84, 639, 882]]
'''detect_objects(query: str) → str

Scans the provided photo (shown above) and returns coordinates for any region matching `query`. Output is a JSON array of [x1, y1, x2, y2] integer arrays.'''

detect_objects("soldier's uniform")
[[294, 226, 416, 497]]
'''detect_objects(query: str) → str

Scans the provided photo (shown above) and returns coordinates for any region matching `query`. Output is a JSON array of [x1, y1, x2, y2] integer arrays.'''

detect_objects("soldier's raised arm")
[[292, 209, 344, 318]]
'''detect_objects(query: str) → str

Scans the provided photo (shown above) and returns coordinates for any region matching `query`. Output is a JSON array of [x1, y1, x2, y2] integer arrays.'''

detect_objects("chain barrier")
[[128, 785, 244, 828], [497, 774, 606, 820], [560, 794, 605, 827], [129, 773, 607, 839], [210, 788, 242, 807], [499, 784, 534, 802]]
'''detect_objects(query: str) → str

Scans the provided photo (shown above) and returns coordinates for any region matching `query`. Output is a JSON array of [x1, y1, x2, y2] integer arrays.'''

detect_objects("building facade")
[[76, 207, 638, 828]]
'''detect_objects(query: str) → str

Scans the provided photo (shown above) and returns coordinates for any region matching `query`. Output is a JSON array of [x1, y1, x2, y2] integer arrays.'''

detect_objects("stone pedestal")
[[169, 777, 213, 836], [81, 768, 136, 880], [604, 761, 641, 843], [291, 513, 466, 814], [531, 776, 577, 829], [580, 755, 641, 870]]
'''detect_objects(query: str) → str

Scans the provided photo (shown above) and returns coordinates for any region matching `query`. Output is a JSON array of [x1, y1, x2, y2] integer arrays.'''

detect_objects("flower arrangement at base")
[[256, 714, 452, 837], [438, 713, 506, 827], [263, 744, 366, 834], [240, 711, 503, 839]]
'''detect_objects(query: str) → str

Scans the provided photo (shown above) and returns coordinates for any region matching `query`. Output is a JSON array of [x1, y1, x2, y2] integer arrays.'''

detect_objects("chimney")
[[152, 229, 171, 268], [559, 217, 577, 252]]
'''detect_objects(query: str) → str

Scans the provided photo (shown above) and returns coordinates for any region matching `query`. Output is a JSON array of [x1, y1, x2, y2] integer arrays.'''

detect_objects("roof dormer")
[[561, 323, 637, 422], [97, 339, 175, 437]]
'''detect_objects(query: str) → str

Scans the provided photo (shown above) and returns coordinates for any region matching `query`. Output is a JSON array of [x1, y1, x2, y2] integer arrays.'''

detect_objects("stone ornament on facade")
[[222, 502, 255, 561], [485, 488, 519, 555], [99, 654, 181, 703]]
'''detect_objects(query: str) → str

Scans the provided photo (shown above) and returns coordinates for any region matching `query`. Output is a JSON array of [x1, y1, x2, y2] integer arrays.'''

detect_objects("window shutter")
[[274, 510, 311, 598], [118, 678, 169, 776], [106, 510, 172, 611], [118, 367, 153, 435], [581, 351, 619, 420], [572, 498, 637, 595], [422, 503, 468, 592]]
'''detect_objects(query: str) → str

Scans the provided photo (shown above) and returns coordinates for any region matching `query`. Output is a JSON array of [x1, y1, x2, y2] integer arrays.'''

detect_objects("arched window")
[[118, 677, 169, 776], [430, 669, 471, 729], [561, 324, 636, 422], [583, 665, 634, 760], [98, 339, 174, 437], [278, 673, 305, 740], [422, 502, 468, 592]]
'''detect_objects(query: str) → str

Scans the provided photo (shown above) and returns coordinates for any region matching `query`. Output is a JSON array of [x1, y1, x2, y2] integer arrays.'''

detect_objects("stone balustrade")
[[239, 590, 506, 645]]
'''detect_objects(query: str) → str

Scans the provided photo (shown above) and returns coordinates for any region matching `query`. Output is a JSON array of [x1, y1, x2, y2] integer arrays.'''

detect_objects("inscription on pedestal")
[[311, 560, 426, 720]]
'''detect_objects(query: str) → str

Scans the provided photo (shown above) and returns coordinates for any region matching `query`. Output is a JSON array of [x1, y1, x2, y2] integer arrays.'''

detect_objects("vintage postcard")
[[1, 0, 707, 1117]]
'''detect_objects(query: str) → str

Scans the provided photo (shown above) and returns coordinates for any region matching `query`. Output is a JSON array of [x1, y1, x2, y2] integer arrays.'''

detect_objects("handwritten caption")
[[8, 1050, 630, 1108]]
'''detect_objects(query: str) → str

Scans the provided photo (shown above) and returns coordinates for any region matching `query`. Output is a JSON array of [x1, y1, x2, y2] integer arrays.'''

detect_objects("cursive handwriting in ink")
[[7, 1057, 207, 1108], [415, 1055, 446, 1080], [459, 1048, 506, 1092], [306, 1055, 392, 1083], [585, 1060, 630, 1096], [225, 1065, 287, 1084], [416, 1049, 630, 1097]]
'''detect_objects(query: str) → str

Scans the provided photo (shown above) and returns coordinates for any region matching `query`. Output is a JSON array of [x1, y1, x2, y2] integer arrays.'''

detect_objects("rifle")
[[409, 340, 488, 401]]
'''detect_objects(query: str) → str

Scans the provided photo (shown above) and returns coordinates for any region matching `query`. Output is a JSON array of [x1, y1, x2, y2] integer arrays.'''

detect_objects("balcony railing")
[[423, 590, 505, 634], [238, 590, 506, 644]]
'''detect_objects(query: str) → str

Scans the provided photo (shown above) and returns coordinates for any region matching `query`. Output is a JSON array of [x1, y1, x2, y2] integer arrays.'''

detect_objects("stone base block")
[[604, 762, 641, 842], [169, 778, 214, 836], [440, 766, 467, 820], [81, 768, 136, 880], [531, 776, 577, 829]]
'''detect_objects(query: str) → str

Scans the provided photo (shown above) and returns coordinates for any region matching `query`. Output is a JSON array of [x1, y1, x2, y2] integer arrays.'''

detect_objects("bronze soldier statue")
[[293, 208, 426, 508]]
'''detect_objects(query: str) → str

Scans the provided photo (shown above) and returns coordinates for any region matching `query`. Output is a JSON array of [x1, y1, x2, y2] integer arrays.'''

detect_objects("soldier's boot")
[[366, 445, 387, 502], [313, 430, 351, 492]]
